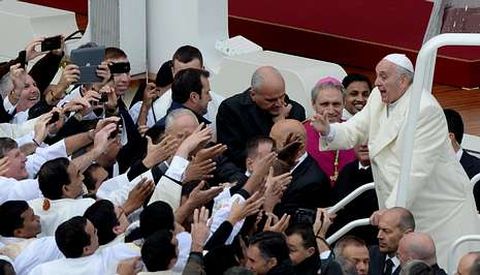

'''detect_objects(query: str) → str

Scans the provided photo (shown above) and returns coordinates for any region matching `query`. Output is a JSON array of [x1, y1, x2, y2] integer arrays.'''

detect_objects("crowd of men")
[[0, 37, 479, 275]]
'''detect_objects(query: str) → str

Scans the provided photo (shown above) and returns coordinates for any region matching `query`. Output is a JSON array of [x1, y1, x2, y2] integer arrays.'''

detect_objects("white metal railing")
[[326, 218, 371, 244], [471, 173, 480, 186], [396, 33, 480, 207], [327, 182, 375, 214], [447, 235, 480, 274]]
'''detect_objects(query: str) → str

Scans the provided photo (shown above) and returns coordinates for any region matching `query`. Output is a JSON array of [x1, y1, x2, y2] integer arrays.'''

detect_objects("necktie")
[[384, 258, 394, 275]]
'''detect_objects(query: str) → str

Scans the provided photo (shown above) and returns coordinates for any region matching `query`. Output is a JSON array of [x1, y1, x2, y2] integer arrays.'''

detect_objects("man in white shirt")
[[0, 200, 63, 275], [29, 216, 139, 275]]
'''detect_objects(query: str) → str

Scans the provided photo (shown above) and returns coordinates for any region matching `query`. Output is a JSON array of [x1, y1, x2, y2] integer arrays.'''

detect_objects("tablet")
[[70, 46, 105, 84]]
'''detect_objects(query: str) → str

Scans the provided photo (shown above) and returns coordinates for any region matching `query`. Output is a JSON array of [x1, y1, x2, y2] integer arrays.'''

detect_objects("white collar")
[[292, 152, 308, 172], [358, 162, 370, 170], [385, 255, 401, 271]]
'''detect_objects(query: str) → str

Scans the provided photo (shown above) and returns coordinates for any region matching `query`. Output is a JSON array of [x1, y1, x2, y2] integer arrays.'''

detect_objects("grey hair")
[[0, 138, 18, 158], [396, 66, 414, 85], [250, 66, 283, 91], [164, 108, 198, 130], [310, 82, 345, 103], [400, 260, 433, 275]]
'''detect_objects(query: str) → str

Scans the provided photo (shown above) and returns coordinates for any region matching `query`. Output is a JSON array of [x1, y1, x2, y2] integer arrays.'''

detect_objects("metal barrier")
[[326, 218, 371, 244], [397, 33, 480, 207], [447, 235, 480, 274], [327, 182, 375, 215]]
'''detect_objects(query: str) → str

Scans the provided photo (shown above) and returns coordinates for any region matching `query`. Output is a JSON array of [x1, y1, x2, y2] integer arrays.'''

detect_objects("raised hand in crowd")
[[243, 151, 277, 195], [194, 143, 227, 162], [103, 84, 118, 111], [24, 37, 45, 61], [263, 212, 290, 233], [176, 181, 223, 224], [313, 208, 334, 239], [142, 82, 158, 107], [0, 157, 10, 177], [190, 207, 210, 253], [93, 61, 112, 92], [369, 209, 387, 226], [227, 191, 265, 225], [142, 135, 179, 168], [175, 123, 212, 159], [122, 178, 155, 215], [8, 63, 26, 107], [272, 102, 292, 123], [33, 111, 54, 145], [183, 158, 216, 183], [62, 96, 91, 118], [263, 168, 291, 213]]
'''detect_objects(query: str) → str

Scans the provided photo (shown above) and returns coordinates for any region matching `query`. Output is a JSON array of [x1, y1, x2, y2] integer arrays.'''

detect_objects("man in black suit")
[[444, 109, 480, 179], [369, 207, 415, 275], [397, 232, 447, 275], [444, 109, 480, 211], [216, 66, 305, 169], [268, 119, 331, 217], [329, 144, 378, 245]]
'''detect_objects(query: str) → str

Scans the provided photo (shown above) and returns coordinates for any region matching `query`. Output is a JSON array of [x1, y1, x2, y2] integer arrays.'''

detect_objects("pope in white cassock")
[[311, 53, 480, 267]]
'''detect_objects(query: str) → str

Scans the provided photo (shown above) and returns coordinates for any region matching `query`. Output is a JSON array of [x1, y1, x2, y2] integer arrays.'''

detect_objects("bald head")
[[250, 66, 286, 116], [270, 119, 306, 150], [398, 232, 436, 266], [457, 252, 480, 275]]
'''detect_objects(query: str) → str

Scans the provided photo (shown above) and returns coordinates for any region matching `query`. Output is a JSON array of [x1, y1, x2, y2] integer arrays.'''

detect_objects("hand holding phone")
[[41, 35, 62, 52]]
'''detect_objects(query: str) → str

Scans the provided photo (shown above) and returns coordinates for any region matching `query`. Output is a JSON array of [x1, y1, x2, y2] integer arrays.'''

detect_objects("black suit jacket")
[[274, 154, 331, 217], [368, 246, 400, 275], [216, 89, 305, 169], [460, 150, 480, 179], [328, 160, 379, 245]]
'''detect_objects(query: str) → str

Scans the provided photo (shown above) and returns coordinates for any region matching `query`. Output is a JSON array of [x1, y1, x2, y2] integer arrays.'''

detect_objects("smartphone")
[[109, 62, 130, 74], [293, 208, 317, 225], [99, 93, 108, 103], [109, 118, 123, 139], [18, 51, 26, 69], [48, 112, 60, 125], [41, 35, 62, 52]]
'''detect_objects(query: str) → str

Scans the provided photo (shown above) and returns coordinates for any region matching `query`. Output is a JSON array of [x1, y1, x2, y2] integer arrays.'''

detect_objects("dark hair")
[[172, 45, 203, 67], [285, 223, 318, 254], [171, 68, 210, 104], [444, 109, 464, 144], [55, 216, 91, 258], [342, 74, 372, 91], [105, 47, 127, 60], [141, 230, 176, 272], [249, 231, 290, 264], [245, 136, 275, 159], [0, 259, 15, 275], [140, 201, 175, 238], [83, 200, 118, 245], [156, 60, 174, 88], [0, 138, 17, 158], [37, 158, 71, 200], [333, 235, 367, 257], [0, 200, 29, 237]]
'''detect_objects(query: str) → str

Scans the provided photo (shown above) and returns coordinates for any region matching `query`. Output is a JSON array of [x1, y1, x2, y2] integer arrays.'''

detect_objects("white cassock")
[[28, 198, 95, 237], [28, 242, 140, 275], [26, 139, 69, 179], [0, 177, 40, 204], [0, 118, 37, 139], [0, 236, 63, 275], [321, 87, 480, 267]]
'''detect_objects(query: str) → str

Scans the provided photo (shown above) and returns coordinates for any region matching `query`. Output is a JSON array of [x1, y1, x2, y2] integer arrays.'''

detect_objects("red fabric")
[[303, 120, 356, 187]]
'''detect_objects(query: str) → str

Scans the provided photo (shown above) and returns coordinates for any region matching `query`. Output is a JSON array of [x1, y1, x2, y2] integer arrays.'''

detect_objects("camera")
[[41, 35, 62, 52], [109, 62, 131, 74]]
